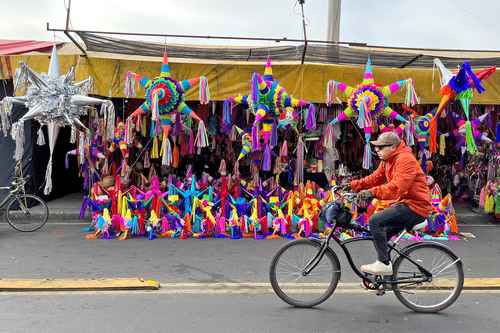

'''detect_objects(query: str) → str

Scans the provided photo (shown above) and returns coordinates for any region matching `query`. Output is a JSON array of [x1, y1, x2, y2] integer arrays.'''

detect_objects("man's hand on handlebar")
[[355, 190, 373, 209]]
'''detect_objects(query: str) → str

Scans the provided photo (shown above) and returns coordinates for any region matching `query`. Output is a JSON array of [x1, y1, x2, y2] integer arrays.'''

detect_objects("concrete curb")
[[0, 278, 160, 292], [0, 278, 498, 292], [159, 279, 500, 290], [436, 278, 500, 290]]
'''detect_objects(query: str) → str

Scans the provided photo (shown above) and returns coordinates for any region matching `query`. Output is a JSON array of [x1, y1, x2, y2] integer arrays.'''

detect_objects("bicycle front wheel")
[[6, 194, 49, 232], [270, 239, 341, 308], [393, 242, 464, 313]]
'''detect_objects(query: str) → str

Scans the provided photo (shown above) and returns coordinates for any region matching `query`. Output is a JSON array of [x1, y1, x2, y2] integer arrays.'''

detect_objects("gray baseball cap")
[[370, 131, 401, 146]]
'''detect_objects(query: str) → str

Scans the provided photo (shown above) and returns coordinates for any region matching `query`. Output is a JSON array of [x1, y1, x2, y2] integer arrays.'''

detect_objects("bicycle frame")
[[303, 222, 433, 285], [0, 186, 15, 211], [0, 177, 29, 213]]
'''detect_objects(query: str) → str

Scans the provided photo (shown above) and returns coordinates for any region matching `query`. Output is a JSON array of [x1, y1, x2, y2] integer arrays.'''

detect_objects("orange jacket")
[[351, 142, 432, 218]]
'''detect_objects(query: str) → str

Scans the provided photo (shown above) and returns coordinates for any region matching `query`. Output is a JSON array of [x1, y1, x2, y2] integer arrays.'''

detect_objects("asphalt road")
[[0, 290, 499, 333], [0, 224, 499, 282]]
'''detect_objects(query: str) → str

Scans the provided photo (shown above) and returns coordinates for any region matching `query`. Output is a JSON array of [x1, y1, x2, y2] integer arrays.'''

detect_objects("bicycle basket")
[[320, 201, 352, 227]]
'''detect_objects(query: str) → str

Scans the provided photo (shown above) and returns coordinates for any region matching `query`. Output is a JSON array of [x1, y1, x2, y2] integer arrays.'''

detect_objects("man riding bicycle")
[[350, 131, 431, 275]]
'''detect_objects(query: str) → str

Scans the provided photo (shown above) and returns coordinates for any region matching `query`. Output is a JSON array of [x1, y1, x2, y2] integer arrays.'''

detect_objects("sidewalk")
[[453, 202, 498, 225], [45, 193, 83, 221], [44, 193, 498, 225]]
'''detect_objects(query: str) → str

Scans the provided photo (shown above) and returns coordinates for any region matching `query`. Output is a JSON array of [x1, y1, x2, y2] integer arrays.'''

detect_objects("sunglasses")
[[373, 144, 393, 151]]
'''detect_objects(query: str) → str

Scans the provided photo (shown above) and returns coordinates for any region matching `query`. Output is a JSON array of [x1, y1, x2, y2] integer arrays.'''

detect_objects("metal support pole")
[[299, 0, 308, 64], [65, 0, 72, 30], [45, 24, 366, 47]]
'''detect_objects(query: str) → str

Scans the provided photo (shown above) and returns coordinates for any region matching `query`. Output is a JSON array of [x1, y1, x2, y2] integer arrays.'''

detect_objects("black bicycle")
[[270, 186, 464, 313], [0, 162, 48, 232]]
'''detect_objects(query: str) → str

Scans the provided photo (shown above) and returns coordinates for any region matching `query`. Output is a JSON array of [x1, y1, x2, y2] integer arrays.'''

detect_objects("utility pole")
[[327, 0, 341, 43], [326, 0, 341, 63], [65, 0, 72, 30]]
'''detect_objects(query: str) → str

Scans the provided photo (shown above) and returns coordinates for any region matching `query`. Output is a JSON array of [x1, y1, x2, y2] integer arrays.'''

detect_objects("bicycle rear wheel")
[[393, 242, 464, 313], [6, 194, 49, 232], [269, 239, 341, 308]]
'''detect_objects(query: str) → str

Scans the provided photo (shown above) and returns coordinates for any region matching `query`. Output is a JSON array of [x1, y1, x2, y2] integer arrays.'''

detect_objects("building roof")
[[0, 39, 62, 55]]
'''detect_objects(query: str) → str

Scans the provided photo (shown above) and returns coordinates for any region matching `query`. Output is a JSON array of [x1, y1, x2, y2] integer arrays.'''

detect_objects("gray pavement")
[[1, 198, 499, 333], [0, 223, 499, 282], [0, 292, 499, 333]]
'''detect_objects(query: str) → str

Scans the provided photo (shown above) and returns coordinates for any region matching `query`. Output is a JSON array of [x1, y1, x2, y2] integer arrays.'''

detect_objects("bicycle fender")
[[400, 241, 461, 260], [308, 238, 339, 259]]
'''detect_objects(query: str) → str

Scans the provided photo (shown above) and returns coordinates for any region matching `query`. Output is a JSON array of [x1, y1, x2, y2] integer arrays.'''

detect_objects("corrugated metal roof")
[[0, 39, 62, 55]]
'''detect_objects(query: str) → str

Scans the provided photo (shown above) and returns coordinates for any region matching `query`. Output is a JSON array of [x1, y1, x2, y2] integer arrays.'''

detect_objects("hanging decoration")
[[430, 58, 496, 154], [125, 50, 210, 163], [327, 57, 419, 169], [0, 45, 113, 194], [226, 57, 316, 173]]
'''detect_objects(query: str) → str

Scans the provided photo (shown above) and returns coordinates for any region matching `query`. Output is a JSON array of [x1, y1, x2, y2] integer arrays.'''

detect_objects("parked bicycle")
[[270, 185, 464, 313], [0, 162, 48, 232]]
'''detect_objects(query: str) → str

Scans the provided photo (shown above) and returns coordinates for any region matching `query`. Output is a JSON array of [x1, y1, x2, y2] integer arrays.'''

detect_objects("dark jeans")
[[369, 204, 426, 264]]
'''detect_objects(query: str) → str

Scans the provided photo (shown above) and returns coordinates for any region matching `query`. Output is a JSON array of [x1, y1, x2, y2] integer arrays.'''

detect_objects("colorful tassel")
[[124, 118, 133, 145], [251, 125, 260, 151], [251, 72, 259, 105], [362, 133, 372, 170], [479, 187, 486, 208], [188, 128, 194, 155], [496, 122, 500, 144], [295, 137, 305, 185], [319, 106, 328, 123], [219, 159, 227, 176], [230, 125, 239, 141], [161, 137, 172, 166], [362, 143, 372, 170], [404, 79, 419, 106], [280, 140, 288, 158], [135, 114, 141, 132], [151, 136, 159, 159], [429, 118, 438, 154], [305, 104, 316, 130], [143, 151, 150, 168], [323, 123, 335, 149], [141, 116, 147, 137], [149, 119, 156, 138], [262, 144, 272, 171], [485, 194, 494, 214], [151, 93, 160, 122], [405, 118, 415, 146], [356, 99, 372, 129], [223, 99, 232, 133], [464, 120, 478, 155], [271, 122, 278, 147], [199, 76, 210, 105], [172, 143, 179, 168], [326, 80, 337, 106], [439, 134, 446, 156], [124, 72, 138, 98], [195, 120, 209, 150], [421, 149, 428, 173], [173, 111, 183, 136]]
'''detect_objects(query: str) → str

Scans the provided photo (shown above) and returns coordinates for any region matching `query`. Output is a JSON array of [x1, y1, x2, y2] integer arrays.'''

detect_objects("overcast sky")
[[1, 0, 499, 50]]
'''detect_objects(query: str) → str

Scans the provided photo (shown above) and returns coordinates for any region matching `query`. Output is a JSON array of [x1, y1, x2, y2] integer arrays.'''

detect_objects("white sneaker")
[[360, 260, 393, 275]]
